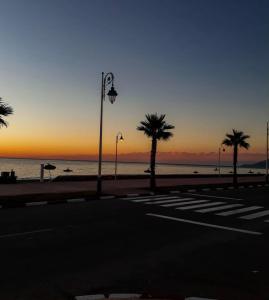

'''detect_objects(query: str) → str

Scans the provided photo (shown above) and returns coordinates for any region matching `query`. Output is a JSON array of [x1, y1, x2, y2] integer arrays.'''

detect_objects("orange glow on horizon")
[[0, 126, 265, 163]]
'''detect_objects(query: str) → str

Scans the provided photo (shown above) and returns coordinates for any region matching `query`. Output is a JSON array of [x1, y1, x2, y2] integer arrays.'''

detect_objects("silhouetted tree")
[[137, 113, 174, 190], [0, 97, 13, 127], [222, 129, 250, 186]]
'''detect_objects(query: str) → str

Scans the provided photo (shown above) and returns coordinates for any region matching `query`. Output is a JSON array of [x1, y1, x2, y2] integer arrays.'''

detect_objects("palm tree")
[[222, 129, 250, 186], [0, 97, 13, 127], [137, 113, 174, 190]]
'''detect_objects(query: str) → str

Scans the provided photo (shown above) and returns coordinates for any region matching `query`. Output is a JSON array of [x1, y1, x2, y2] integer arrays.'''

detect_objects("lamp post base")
[[97, 178, 102, 196]]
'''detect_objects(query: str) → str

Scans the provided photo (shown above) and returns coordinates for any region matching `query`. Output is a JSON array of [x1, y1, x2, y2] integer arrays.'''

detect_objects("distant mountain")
[[241, 160, 268, 169]]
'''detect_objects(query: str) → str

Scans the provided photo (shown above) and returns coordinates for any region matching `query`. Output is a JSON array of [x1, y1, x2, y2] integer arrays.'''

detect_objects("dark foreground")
[[0, 187, 269, 299]]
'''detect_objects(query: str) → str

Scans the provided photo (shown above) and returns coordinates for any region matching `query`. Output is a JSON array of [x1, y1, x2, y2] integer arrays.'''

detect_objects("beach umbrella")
[[63, 168, 73, 173], [44, 163, 56, 180], [44, 163, 56, 170]]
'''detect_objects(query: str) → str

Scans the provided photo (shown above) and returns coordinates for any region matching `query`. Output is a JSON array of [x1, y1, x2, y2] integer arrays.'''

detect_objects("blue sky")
[[0, 0, 268, 162]]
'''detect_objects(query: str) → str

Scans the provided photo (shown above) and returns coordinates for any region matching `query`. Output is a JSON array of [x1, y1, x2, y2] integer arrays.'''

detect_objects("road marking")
[[185, 193, 243, 201], [145, 198, 195, 205], [147, 213, 262, 235], [0, 205, 2, 209], [185, 297, 217, 300], [0, 228, 54, 239], [240, 210, 269, 220], [196, 204, 243, 213], [228, 186, 234, 190], [100, 195, 115, 199], [126, 193, 139, 197], [75, 295, 105, 300], [67, 198, 86, 203], [109, 294, 141, 298], [76, 295, 142, 300], [202, 188, 211, 191], [187, 189, 197, 192], [132, 196, 179, 203], [216, 187, 224, 190], [161, 200, 208, 207], [170, 190, 181, 194], [25, 201, 48, 206], [176, 201, 225, 210], [121, 195, 170, 201], [216, 206, 263, 216]]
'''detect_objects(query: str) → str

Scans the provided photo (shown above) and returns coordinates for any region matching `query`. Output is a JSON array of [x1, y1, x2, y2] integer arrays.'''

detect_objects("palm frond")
[[240, 134, 250, 140], [239, 141, 250, 149], [163, 124, 175, 130], [0, 98, 13, 128], [137, 113, 174, 141], [158, 131, 173, 141], [222, 129, 250, 148], [0, 118, 8, 127], [222, 138, 233, 146], [0, 103, 13, 116]]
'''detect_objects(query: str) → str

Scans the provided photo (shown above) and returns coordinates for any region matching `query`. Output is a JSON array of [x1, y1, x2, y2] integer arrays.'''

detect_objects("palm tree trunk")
[[233, 145, 238, 186], [150, 137, 157, 190]]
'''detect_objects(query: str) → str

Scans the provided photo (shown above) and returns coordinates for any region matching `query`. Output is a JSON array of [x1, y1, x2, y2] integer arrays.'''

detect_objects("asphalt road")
[[1, 187, 269, 300]]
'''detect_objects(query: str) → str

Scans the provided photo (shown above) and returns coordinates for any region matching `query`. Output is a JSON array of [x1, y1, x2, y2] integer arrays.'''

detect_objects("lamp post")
[[218, 145, 225, 176], [115, 132, 124, 180], [265, 122, 269, 183], [97, 72, 118, 195]]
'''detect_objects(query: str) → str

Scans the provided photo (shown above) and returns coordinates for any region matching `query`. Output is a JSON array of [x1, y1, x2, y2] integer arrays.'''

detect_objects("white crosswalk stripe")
[[185, 193, 243, 201], [195, 204, 243, 213], [161, 200, 208, 207], [240, 210, 269, 220], [121, 194, 269, 224], [120, 194, 269, 225], [176, 201, 225, 210], [145, 198, 194, 205], [132, 196, 179, 203], [216, 206, 263, 216], [122, 195, 170, 201]]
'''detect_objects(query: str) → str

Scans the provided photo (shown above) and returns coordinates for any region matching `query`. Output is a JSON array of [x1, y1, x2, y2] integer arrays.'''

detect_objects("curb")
[[75, 294, 216, 300]]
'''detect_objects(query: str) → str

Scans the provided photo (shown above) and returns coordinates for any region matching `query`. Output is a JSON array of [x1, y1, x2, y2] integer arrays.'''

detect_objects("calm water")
[[0, 158, 264, 180]]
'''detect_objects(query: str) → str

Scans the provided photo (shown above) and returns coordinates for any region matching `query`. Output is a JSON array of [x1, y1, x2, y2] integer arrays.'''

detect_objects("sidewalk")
[[0, 175, 265, 199]]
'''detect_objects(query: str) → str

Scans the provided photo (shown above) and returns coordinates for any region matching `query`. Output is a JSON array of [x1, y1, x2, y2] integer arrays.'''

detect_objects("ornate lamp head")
[[107, 85, 118, 104]]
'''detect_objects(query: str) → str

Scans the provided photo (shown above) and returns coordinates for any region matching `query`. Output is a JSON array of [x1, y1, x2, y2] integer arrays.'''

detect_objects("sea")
[[0, 158, 264, 180]]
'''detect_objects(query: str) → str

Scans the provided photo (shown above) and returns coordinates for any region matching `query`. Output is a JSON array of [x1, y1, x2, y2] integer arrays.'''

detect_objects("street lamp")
[[97, 72, 118, 195], [218, 144, 225, 176], [115, 132, 124, 180], [265, 122, 269, 183]]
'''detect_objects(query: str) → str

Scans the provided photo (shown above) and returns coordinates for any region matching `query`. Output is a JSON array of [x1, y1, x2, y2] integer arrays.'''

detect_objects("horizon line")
[[0, 155, 258, 168]]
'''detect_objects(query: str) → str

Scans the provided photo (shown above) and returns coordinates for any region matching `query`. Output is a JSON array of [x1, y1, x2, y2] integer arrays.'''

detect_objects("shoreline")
[[0, 156, 241, 168]]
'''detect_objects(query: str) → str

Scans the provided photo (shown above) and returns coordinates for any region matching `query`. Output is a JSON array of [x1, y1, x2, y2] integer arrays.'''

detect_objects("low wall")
[[53, 173, 264, 182]]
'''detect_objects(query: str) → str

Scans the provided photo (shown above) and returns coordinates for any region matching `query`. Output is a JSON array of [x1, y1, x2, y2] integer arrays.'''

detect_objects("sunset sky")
[[0, 0, 268, 164]]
